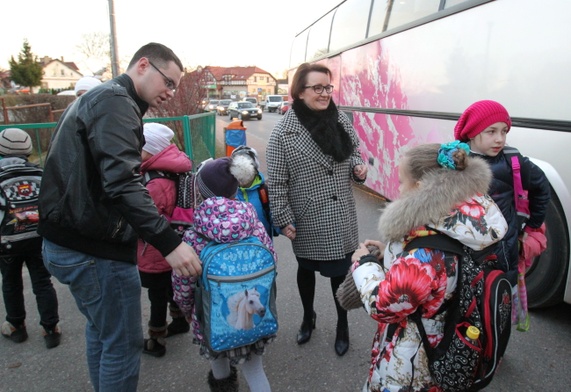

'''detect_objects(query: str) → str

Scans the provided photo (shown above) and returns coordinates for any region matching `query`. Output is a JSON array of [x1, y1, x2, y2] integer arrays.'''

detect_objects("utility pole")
[[108, 0, 120, 77]]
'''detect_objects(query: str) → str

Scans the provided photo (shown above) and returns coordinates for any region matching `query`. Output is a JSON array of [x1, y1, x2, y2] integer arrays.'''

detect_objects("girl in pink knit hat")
[[454, 100, 550, 291]]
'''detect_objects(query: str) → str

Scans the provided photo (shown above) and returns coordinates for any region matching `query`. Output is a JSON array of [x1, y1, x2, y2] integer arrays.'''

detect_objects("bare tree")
[[150, 68, 209, 119], [75, 32, 111, 76], [149, 68, 211, 163]]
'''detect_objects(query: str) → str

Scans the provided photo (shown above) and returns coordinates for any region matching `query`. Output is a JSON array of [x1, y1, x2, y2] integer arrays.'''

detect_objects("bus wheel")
[[526, 189, 570, 309]]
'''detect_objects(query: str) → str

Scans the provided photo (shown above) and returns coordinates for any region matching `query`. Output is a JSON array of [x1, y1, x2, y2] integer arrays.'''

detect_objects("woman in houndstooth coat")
[[266, 62, 368, 357]]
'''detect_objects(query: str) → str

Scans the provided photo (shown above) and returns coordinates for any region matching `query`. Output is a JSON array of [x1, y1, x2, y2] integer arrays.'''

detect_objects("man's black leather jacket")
[[38, 74, 181, 263]]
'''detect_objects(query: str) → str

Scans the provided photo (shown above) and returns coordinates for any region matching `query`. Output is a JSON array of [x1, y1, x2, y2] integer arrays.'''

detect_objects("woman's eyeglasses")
[[304, 84, 334, 94], [149, 61, 176, 92]]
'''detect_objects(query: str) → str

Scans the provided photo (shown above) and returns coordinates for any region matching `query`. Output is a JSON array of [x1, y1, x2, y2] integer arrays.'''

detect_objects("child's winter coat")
[[172, 197, 276, 361], [235, 171, 278, 237], [352, 156, 507, 392], [471, 150, 549, 283], [137, 144, 191, 274]]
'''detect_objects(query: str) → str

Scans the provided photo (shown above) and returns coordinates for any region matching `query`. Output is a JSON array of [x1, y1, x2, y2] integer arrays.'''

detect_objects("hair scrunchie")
[[437, 140, 470, 170]]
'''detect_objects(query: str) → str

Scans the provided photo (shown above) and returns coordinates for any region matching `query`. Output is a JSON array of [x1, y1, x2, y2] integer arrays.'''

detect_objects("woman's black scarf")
[[292, 99, 354, 162]]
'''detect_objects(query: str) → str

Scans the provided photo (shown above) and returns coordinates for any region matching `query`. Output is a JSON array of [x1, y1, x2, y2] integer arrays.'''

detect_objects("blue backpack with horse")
[[195, 236, 278, 352]]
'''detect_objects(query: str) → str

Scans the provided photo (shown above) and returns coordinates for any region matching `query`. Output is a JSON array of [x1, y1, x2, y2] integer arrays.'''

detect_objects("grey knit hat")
[[0, 128, 33, 156]]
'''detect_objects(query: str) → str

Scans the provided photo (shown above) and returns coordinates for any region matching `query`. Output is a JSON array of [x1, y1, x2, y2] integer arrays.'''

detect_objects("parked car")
[[57, 90, 76, 96], [204, 99, 220, 112], [216, 99, 232, 116], [279, 101, 291, 115], [228, 101, 263, 121]]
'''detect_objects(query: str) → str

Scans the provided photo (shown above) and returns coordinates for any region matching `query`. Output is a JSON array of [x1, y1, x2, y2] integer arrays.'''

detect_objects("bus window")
[[305, 11, 334, 61], [290, 30, 309, 67], [368, 0, 390, 37], [385, 0, 441, 31], [329, 0, 372, 52], [444, 0, 471, 8]]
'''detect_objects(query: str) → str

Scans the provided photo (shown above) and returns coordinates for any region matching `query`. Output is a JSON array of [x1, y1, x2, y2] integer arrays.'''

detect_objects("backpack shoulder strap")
[[142, 170, 179, 186], [504, 147, 527, 212], [257, 182, 272, 224], [404, 233, 465, 256], [142, 170, 165, 185], [503, 146, 526, 187], [401, 234, 466, 355]]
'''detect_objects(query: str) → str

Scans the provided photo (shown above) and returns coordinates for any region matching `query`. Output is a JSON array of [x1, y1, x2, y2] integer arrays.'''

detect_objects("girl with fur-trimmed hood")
[[350, 142, 507, 392]]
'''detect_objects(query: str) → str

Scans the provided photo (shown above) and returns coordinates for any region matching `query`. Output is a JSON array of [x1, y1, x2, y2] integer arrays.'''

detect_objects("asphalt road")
[[1, 112, 570, 391]]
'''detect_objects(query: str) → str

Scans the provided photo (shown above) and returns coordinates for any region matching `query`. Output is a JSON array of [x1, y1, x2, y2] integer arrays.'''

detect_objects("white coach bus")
[[289, 0, 571, 307]]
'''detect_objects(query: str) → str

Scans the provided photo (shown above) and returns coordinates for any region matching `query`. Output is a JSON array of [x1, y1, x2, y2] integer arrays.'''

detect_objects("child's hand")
[[363, 240, 385, 259], [352, 242, 370, 262]]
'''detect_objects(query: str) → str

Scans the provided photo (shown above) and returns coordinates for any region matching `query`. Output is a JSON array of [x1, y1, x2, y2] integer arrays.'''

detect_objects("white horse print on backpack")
[[226, 288, 266, 330]]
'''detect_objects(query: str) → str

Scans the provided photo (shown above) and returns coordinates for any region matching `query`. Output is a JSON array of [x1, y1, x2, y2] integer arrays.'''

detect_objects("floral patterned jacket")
[[171, 197, 276, 343], [353, 156, 507, 392]]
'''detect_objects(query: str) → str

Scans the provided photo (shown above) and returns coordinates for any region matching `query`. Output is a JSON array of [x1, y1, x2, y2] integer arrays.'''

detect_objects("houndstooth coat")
[[266, 108, 365, 260]]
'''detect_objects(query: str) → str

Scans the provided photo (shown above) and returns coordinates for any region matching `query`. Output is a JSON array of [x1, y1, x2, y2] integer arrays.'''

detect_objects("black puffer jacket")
[[472, 149, 550, 282], [38, 74, 181, 263]]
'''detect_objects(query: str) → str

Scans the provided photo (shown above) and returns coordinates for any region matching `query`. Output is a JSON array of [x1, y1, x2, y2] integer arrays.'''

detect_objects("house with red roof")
[[199, 66, 277, 101]]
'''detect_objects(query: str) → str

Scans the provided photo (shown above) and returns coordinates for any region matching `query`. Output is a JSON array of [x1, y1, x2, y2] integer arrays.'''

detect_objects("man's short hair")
[[127, 42, 183, 72]]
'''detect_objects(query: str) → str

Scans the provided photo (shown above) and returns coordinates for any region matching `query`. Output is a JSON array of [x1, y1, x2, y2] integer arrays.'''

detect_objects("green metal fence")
[[0, 112, 216, 169]]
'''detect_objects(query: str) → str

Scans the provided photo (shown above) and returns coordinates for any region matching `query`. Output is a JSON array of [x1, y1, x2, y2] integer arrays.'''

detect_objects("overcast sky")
[[3, 0, 341, 77]]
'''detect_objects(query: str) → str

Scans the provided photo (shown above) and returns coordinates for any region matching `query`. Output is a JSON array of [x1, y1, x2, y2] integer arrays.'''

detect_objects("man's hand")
[[165, 242, 202, 277]]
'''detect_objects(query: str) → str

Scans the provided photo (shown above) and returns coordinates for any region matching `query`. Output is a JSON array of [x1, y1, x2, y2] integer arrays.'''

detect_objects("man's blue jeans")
[[42, 239, 143, 392]]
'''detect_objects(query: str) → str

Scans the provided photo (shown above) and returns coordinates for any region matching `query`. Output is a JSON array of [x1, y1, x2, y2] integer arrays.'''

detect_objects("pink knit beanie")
[[454, 100, 512, 141]]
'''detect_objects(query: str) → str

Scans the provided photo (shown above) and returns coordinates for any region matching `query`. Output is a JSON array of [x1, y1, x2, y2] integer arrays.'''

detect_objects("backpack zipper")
[[206, 265, 275, 290], [208, 265, 275, 283]]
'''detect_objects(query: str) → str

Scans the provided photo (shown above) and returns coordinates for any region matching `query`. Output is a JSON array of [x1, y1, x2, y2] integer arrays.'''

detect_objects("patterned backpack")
[[405, 234, 512, 391], [0, 159, 43, 253], [195, 236, 278, 352]]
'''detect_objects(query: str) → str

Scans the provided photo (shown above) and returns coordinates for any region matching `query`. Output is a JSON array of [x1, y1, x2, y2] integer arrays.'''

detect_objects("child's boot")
[[207, 366, 238, 392], [1, 321, 28, 343], [143, 324, 167, 357], [42, 323, 62, 349], [166, 304, 190, 337]]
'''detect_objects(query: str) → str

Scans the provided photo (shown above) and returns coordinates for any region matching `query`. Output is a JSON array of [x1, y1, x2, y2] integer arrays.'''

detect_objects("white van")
[[242, 97, 258, 107], [264, 95, 283, 112]]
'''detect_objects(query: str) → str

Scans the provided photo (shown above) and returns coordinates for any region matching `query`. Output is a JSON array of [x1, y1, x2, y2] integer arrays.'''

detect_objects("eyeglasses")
[[304, 84, 334, 94], [148, 61, 176, 92]]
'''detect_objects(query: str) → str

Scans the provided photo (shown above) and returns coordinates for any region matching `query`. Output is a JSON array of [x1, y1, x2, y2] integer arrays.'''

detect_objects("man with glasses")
[[38, 42, 201, 392]]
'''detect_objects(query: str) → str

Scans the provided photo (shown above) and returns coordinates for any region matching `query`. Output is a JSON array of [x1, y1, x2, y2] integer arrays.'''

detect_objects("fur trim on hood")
[[378, 156, 494, 243], [230, 154, 258, 187]]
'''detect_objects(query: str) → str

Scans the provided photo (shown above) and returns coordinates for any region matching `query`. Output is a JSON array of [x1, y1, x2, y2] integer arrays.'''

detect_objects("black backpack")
[[143, 170, 195, 237], [0, 159, 43, 253], [404, 234, 512, 391]]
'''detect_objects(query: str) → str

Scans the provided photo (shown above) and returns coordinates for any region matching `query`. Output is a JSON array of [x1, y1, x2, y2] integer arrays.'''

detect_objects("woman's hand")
[[283, 224, 296, 241], [353, 164, 368, 180]]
